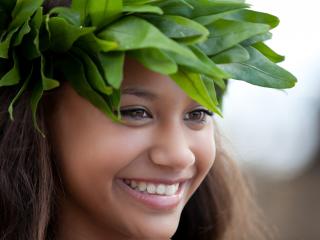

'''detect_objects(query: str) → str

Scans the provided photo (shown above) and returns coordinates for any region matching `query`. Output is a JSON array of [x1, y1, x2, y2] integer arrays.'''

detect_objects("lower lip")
[[116, 179, 185, 211]]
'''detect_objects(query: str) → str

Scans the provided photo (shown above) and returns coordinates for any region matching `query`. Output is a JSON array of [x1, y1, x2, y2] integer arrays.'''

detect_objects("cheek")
[[199, 138, 216, 176], [190, 124, 216, 190], [52, 117, 150, 191], [51, 119, 153, 230]]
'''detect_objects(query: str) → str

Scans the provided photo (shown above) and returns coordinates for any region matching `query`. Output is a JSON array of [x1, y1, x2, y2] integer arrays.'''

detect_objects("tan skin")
[[49, 59, 216, 240]]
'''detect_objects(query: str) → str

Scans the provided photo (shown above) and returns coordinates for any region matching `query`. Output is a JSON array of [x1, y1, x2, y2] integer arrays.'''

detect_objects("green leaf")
[[9, 65, 33, 120], [46, 17, 95, 52], [56, 53, 118, 121], [215, 78, 228, 103], [128, 48, 177, 75], [198, 19, 270, 56], [189, 45, 229, 78], [30, 76, 45, 137], [218, 46, 297, 89], [241, 32, 272, 46], [170, 70, 222, 116], [223, 9, 279, 29], [124, 0, 165, 4], [157, 0, 248, 18], [187, 0, 248, 17], [252, 42, 284, 63], [211, 44, 249, 64], [98, 16, 194, 58], [209, 75, 226, 90], [155, 0, 193, 17], [72, 47, 113, 95], [77, 33, 118, 53], [194, 9, 240, 26], [41, 56, 60, 90], [13, 20, 31, 46], [71, 0, 123, 27], [166, 45, 229, 80], [0, 28, 19, 58], [109, 88, 121, 118], [21, 7, 42, 59], [88, 0, 123, 27], [99, 51, 125, 89], [9, 0, 42, 31], [0, 52, 20, 87], [123, 5, 163, 14], [202, 74, 218, 105], [145, 15, 209, 44], [71, 0, 90, 25], [49, 7, 81, 26]]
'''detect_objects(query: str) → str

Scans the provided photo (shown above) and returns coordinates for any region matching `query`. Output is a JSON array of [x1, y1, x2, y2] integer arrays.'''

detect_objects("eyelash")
[[120, 108, 152, 120], [184, 109, 213, 123], [119, 107, 213, 123]]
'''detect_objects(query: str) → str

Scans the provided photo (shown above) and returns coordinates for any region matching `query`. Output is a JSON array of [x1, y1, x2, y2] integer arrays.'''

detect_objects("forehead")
[[121, 58, 191, 103]]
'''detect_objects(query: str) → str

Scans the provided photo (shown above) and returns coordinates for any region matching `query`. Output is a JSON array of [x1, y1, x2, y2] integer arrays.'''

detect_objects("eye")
[[184, 109, 213, 123], [119, 107, 152, 121]]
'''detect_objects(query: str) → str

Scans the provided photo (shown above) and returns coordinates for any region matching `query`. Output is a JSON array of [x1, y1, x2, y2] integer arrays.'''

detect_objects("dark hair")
[[0, 86, 269, 240], [0, 1, 270, 239], [0, 87, 54, 240]]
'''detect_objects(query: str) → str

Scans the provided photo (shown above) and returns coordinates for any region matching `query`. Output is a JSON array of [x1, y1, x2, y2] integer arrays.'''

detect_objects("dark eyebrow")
[[121, 87, 158, 101]]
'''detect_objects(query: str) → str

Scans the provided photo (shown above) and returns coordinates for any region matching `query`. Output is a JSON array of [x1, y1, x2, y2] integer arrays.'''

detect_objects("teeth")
[[156, 184, 166, 195], [125, 179, 179, 196], [138, 182, 147, 192], [165, 185, 177, 196], [146, 184, 156, 194], [131, 180, 137, 188]]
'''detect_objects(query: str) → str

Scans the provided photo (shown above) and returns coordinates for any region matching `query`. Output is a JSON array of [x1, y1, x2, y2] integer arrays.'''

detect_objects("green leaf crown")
[[0, 0, 297, 136]]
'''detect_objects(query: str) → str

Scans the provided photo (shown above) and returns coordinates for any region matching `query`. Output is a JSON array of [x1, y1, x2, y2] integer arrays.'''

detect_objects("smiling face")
[[49, 58, 216, 240]]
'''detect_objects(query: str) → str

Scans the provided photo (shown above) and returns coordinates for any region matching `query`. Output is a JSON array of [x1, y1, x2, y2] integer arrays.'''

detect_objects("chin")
[[134, 227, 177, 240], [127, 215, 180, 240]]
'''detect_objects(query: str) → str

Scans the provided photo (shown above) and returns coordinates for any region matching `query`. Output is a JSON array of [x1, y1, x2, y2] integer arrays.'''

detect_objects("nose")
[[148, 123, 196, 170]]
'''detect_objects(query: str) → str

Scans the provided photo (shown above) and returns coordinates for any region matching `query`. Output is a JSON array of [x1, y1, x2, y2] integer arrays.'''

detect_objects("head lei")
[[0, 0, 297, 136]]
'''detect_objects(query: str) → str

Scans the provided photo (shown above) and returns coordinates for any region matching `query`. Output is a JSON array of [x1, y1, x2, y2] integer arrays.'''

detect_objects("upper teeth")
[[124, 179, 179, 196]]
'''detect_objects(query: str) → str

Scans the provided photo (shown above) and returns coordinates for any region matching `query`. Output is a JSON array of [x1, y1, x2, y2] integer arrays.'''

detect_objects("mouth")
[[123, 179, 180, 196], [116, 178, 187, 211]]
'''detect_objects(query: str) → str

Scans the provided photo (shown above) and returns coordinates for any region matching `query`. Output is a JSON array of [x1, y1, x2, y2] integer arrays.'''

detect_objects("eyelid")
[[118, 106, 213, 125], [188, 107, 213, 116], [120, 105, 150, 111], [119, 106, 153, 120], [184, 108, 214, 124]]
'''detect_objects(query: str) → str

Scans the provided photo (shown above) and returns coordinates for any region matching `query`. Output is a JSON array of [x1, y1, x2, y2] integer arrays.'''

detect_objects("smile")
[[117, 178, 187, 210], [123, 179, 180, 196]]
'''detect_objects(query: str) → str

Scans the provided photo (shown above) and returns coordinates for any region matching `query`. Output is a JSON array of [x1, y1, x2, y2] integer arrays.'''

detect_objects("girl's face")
[[50, 59, 216, 240]]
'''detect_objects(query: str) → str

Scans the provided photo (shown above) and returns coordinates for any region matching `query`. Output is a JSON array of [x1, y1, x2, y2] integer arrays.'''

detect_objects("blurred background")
[[215, 0, 320, 239]]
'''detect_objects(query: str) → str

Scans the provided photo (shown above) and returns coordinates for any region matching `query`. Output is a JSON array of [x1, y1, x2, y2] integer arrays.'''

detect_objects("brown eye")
[[184, 109, 213, 123], [120, 108, 152, 120]]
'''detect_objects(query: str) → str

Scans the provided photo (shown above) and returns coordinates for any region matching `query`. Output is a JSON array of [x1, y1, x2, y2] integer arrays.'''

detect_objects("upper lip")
[[120, 177, 191, 185]]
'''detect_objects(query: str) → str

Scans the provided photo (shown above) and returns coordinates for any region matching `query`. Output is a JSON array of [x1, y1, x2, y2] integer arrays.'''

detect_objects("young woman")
[[0, 0, 296, 239]]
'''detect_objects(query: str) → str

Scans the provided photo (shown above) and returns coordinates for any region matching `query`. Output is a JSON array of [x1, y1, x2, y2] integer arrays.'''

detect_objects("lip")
[[116, 178, 188, 211], [122, 177, 189, 185]]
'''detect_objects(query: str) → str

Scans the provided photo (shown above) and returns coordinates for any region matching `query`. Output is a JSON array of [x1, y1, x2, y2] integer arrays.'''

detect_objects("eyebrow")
[[121, 87, 158, 101]]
